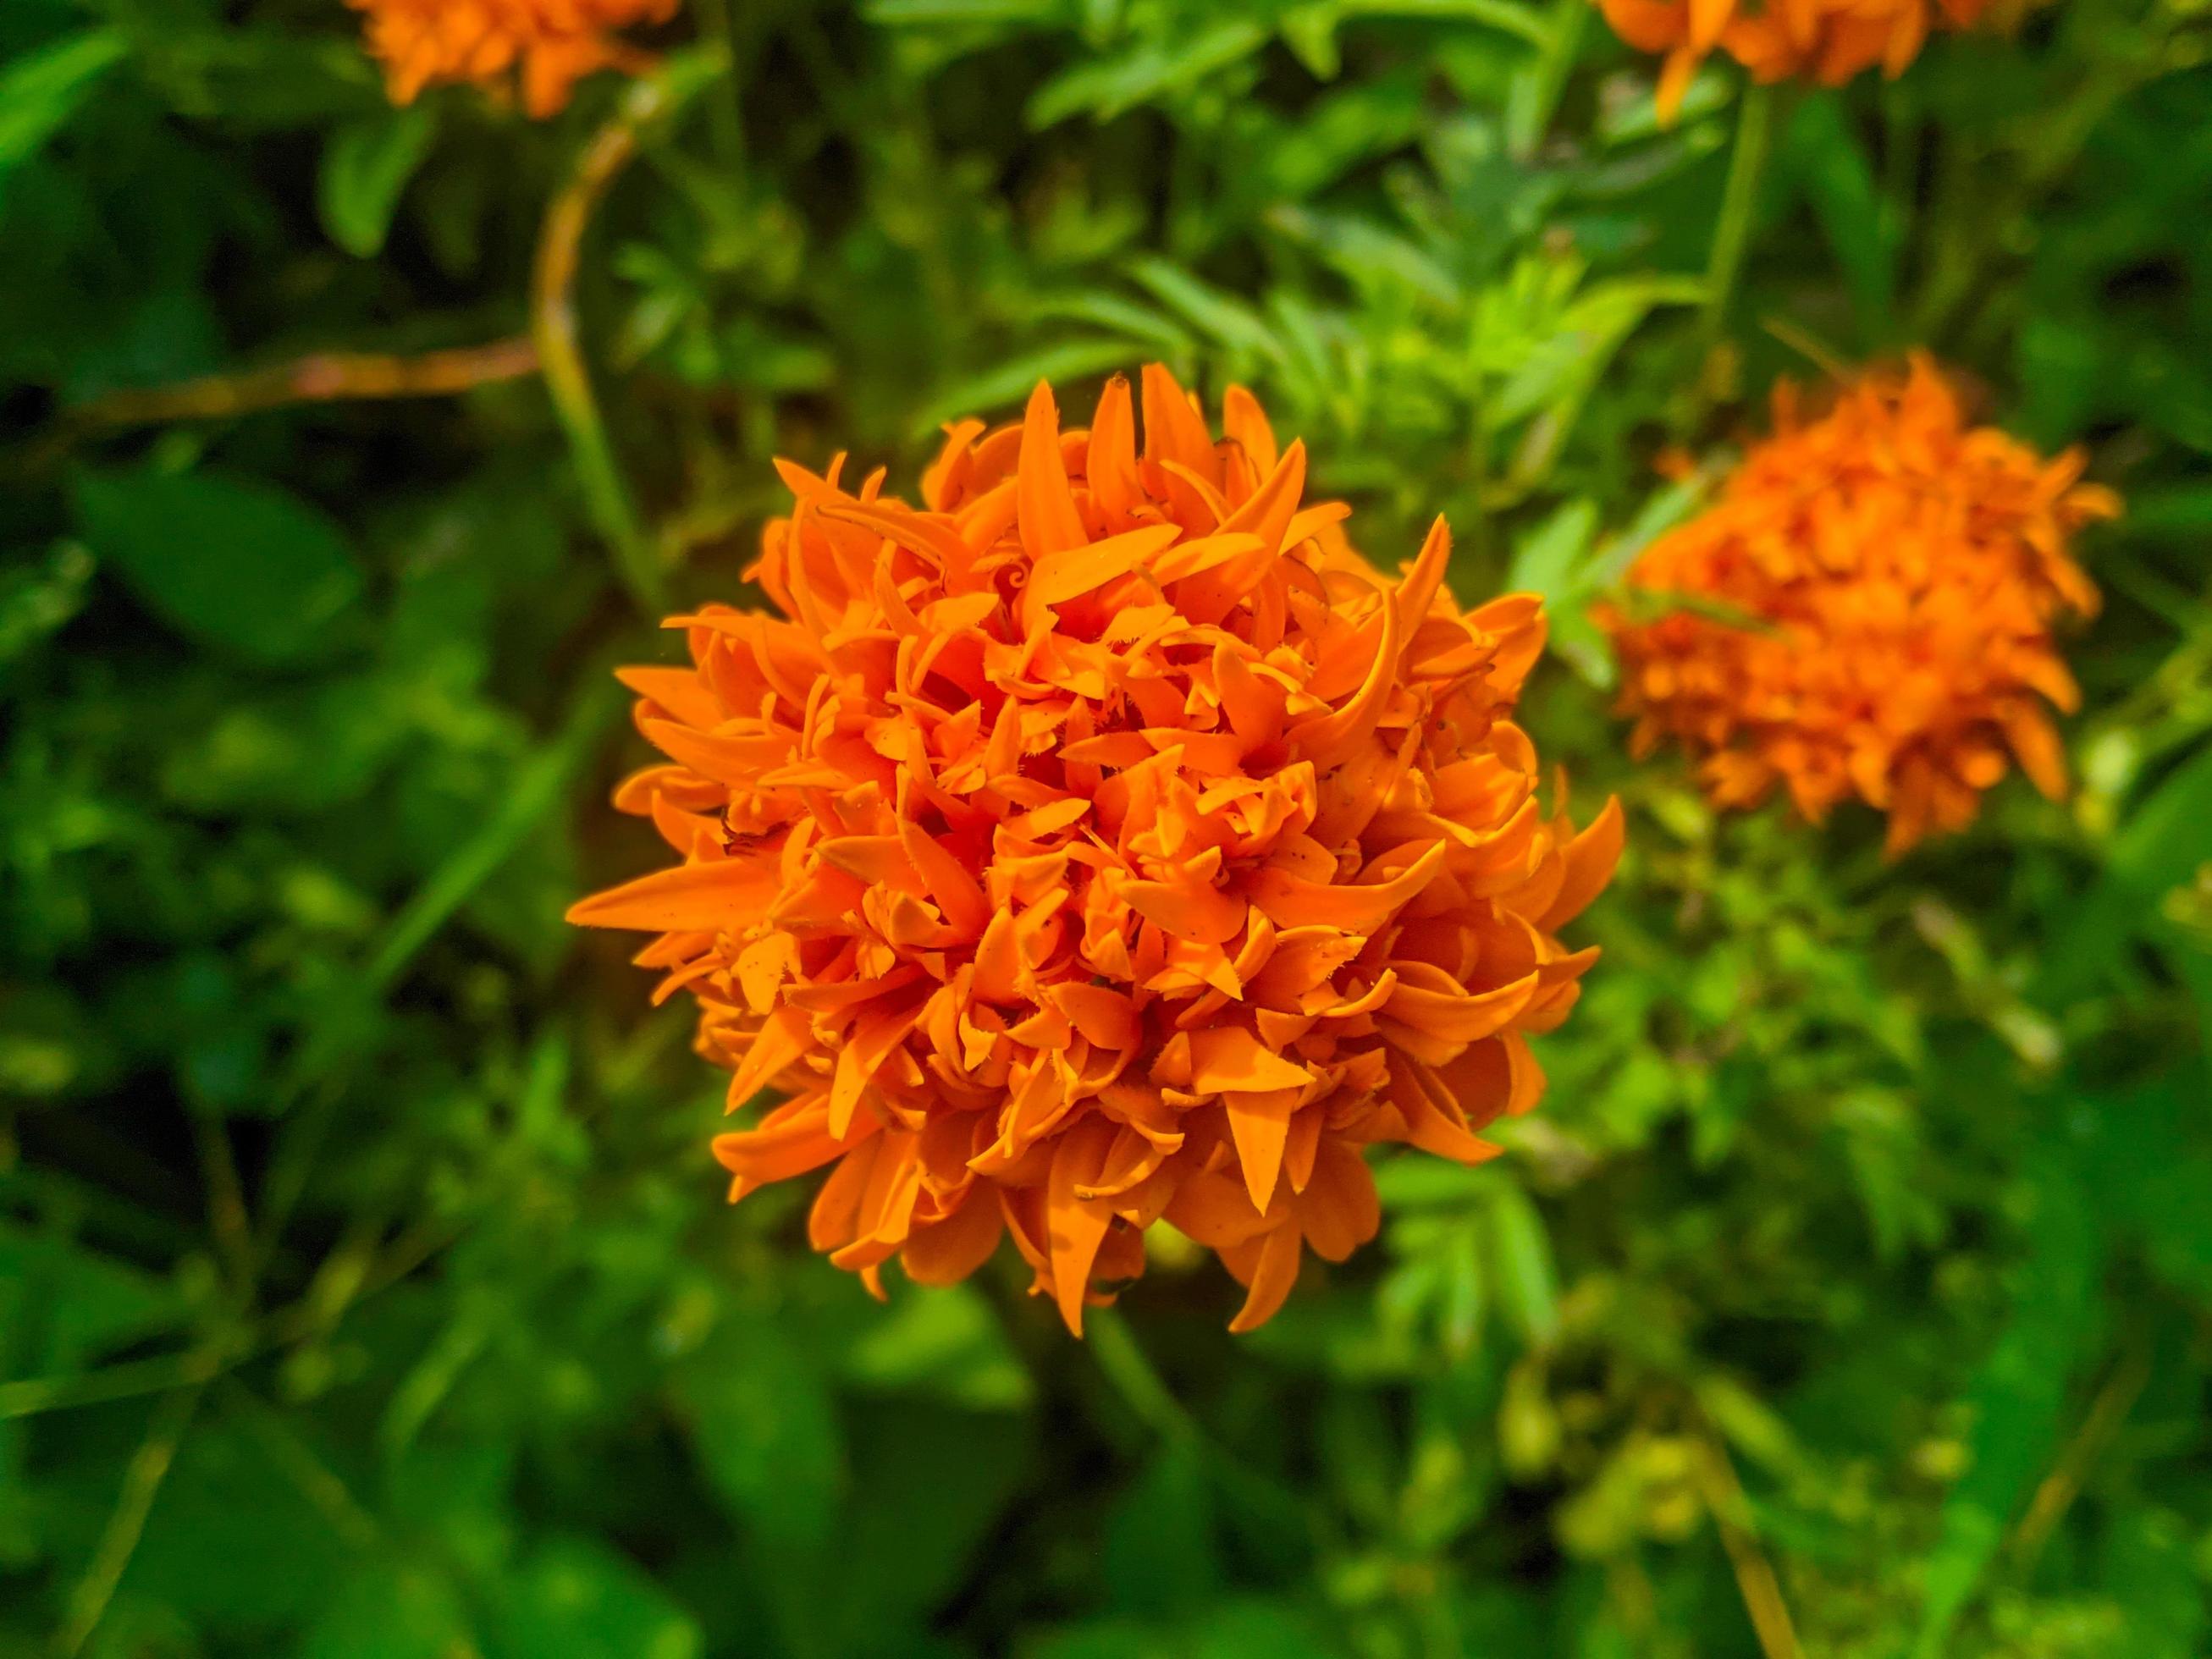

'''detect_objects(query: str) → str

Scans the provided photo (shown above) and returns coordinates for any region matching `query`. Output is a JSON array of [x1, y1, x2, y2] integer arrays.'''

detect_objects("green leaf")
[[1028, 19, 1268, 127], [1488, 275, 1702, 428], [1104, 1441, 1219, 1618], [1267, 204, 1460, 305], [317, 105, 437, 259], [122, 1421, 353, 1624], [1913, 1154, 2100, 1656], [867, 0, 1067, 21], [912, 338, 1141, 432], [71, 466, 367, 664], [0, 1222, 187, 1375], [1347, 0, 1549, 45], [841, 1283, 1034, 1410], [2078, 1070, 2212, 1301], [1487, 1186, 1558, 1346], [1784, 91, 1895, 333], [301, 1563, 478, 1659], [1505, 497, 1598, 600], [1190, 1599, 1341, 1658], [490, 1537, 703, 1659], [675, 1316, 843, 1547], [822, 1403, 1034, 1642], [1127, 256, 1283, 367], [0, 30, 124, 187], [2044, 742, 2212, 998]]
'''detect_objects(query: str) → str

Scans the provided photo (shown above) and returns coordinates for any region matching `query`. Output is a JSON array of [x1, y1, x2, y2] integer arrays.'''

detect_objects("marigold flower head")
[[1603, 355, 2116, 857], [570, 367, 1622, 1334], [349, 0, 677, 118], [1602, 0, 2001, 119]]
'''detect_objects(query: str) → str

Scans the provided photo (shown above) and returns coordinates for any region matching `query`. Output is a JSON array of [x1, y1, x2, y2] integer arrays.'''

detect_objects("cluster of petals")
[[348, 0, 676, 118], [1601, 0, 1999, 119], [1603, 356, 2115, 857], [570, 367, 1622, 1334]]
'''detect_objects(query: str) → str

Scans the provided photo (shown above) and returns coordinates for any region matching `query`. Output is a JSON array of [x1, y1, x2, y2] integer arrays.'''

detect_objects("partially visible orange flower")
[[349, 0, 677, 118], [570, 367, 1622, 1334], [1602, 0, 2000, 119], [1603, 356, 2116, 857]]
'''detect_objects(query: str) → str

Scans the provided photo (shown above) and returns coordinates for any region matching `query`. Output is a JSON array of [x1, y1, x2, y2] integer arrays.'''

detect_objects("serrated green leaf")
[[1028, 19, 1267, 127]]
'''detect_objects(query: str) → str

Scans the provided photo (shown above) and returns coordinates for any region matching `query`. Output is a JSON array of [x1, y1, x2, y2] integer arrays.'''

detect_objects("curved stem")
[[532, 74, 690, 616], [69, 339, 540, 427]]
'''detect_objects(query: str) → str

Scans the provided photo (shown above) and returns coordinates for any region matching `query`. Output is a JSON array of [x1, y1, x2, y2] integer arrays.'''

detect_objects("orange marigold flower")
[[1602, 0, 2001, 120], [1602, 355, 2117, 857], [348, 0, 677, 118], [569, 367, 1623, 1335]]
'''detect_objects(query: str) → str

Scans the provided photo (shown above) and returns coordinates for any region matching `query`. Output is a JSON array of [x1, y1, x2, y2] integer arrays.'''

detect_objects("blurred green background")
[[3, 0, 2209, 1654]]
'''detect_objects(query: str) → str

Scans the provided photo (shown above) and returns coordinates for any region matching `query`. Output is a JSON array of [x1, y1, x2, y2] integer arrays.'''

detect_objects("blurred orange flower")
[[570, 367, 1621, 1334], [349, 0, 676, 118], [1603, 356, 2116, 857], [1601, 0, 2000, 119]]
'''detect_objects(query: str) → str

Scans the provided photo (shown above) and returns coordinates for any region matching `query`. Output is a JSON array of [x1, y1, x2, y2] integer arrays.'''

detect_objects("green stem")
[[1087, 1307, 1200, 1444], [0, 1348, 225, 1422], [696, 0, 747, 170], [52, 1385, 204, 1658], [532, 65, 721, 615], [1702, 83, 1774, 346], [1508, 0, 1588, 160]]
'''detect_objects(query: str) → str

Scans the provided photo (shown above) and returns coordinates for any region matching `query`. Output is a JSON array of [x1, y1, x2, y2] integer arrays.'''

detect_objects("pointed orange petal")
[[615, 665, 724, 730], [724, 1006, 812, 1110], [1022, 522, 1182, 629], [1089, 373, 1139, 521], [1045, 982, 1140, 1050], [897, 819, 991, 939], [1381, 970, 1540, 1046], [566, 858, 780, 931], [1226, 1088, 1299, 1213], [1227, 1223, 1303, 1333], [1046, 1117, 1117, 1336], [1295, 1140, 1380, 1261], [1222, 384, 1280, 477], [1394, 517, 1453, 649], [1249, 841, 1447, 934], [1118, 877, 1248, 946], [1288, 581, 1401, 767], [829, 1001, 924, 1137], [713, 1095, 880, 1193], [1188, 1027, 1313, 1095], [1140, 363, 1217, 480], [638, 719, 791, 785], [1214, 439, 1306, 554], [1536, 796, 1625, 930], [1385, 1050, 1503, 1166], [1017, 380, 1089, 562]]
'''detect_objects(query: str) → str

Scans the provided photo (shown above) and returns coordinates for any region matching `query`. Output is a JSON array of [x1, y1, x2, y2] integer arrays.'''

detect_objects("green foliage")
[[3, 0, 2209, 1655]]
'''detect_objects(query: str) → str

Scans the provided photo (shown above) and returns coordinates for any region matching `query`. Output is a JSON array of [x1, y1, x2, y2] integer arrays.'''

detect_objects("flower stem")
[[70, 339, 540, 427], [1703, 83, 1775, 346], [532, 60, 721, 616], [52, 1384, 205, 1658], [1087, 1306, 1200, 1443]]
